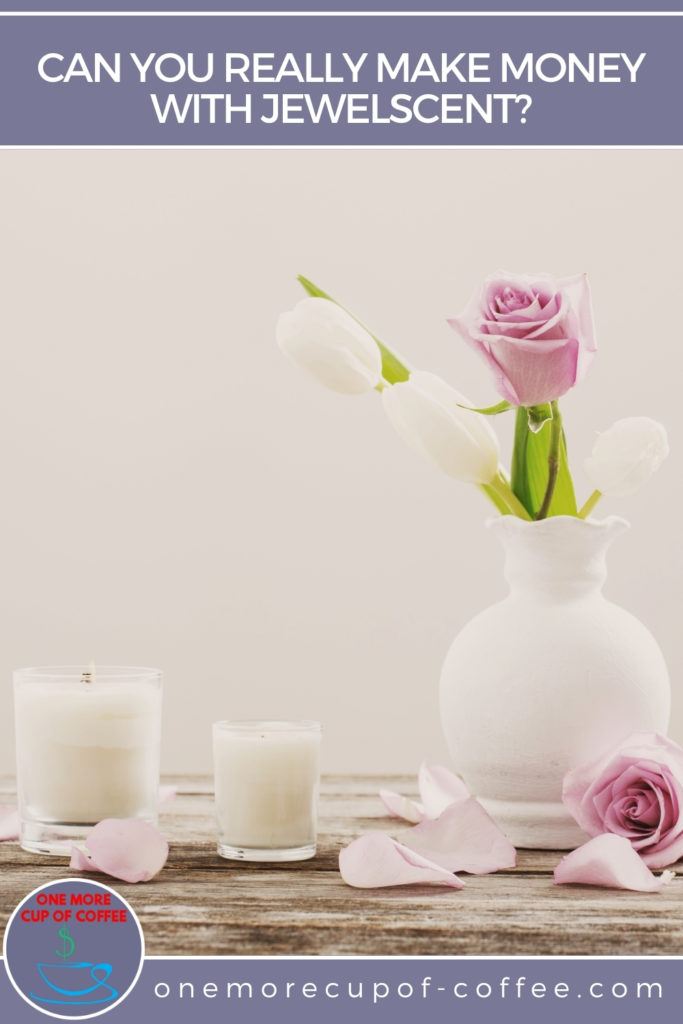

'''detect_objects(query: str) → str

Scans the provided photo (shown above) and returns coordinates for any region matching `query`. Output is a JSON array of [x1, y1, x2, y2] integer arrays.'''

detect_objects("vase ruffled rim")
[[486, 513, 630, 538]]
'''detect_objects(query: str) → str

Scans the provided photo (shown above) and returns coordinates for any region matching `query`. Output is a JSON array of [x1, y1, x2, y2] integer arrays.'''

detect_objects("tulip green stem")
[[535, 401, 562, 521], [485, 472, 533, 520], [480, 483, 510, 516], [578, 490, 603, 520]]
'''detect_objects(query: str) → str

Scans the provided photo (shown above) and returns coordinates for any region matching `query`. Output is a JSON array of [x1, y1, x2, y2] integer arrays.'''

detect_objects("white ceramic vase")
[[439, 515, 670, 849]]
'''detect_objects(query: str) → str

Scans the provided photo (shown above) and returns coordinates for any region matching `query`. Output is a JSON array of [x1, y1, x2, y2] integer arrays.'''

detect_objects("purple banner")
[[2, 3, 683, 12], [2, 957, 682, 1022], [0, 13, 680, 145]]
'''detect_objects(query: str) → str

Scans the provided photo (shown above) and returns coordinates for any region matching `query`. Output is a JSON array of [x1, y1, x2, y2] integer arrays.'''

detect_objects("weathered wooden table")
[[1, 775, 681, 956]]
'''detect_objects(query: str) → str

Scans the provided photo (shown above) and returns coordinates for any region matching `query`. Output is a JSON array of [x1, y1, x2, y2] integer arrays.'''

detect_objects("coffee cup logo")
[[3, 879, 144, 1019]]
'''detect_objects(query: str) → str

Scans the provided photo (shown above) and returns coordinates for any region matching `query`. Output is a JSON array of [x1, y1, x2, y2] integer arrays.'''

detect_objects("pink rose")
[[448, 271, 596, 407], [563, 733, 683, 869]]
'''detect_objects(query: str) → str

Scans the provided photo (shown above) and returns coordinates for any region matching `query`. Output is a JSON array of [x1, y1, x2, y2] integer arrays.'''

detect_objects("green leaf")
[[527, 403, 553, 433], [459, 400, 512, 416], [297, 275, 410, 385], [511, 407, 578, 518]]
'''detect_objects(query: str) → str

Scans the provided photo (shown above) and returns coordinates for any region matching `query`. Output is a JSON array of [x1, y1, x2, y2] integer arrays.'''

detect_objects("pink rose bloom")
[[563, 733, 683, 869], [448, 271, 596, 406]]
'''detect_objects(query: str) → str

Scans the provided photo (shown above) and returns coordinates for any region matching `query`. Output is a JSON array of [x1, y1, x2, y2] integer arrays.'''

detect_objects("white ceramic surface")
[[440, 516, 671, 849]]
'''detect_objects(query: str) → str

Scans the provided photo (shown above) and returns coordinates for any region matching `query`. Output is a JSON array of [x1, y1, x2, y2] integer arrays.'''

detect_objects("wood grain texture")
[[1, 775, 681, 956]]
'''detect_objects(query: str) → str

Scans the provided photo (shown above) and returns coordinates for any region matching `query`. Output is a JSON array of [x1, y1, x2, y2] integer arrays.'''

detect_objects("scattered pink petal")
[[159, 785, 177, 805], [69, 846, 99, 872], [339, 832, 464, 889], [554, 834, 676, 893], [72, 819, 169, 883], [0, 805, 19, 841], [418, 762, 469, 818], [379, 789, 423, 824], [396, 797, 516, 874]]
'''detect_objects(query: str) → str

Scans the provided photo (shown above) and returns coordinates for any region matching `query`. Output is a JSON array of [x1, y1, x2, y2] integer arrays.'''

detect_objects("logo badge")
[[3, 878, 144, 1019]]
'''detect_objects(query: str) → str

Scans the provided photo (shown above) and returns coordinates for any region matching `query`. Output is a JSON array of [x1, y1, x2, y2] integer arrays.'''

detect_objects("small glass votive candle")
[[213, 720, 321, 862], [13, 666, 163, 855]]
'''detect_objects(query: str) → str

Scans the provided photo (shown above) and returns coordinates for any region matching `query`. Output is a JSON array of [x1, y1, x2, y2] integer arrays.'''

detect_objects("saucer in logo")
[[3, 878, 144, 1019]]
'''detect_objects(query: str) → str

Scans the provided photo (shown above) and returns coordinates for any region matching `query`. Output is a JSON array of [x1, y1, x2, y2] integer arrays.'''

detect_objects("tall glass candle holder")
[[14, 666, 163, 855], [213, 720, 321, 862]]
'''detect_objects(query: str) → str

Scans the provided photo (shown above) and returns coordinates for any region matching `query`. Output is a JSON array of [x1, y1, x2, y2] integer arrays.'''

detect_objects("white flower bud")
[[584, 417, 669, 497], [382, 371, 500, 485], [276, 297, 382, 394]]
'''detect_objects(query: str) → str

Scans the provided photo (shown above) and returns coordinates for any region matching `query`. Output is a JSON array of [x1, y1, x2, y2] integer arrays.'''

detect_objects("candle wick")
[[81, 661, 96, 685]]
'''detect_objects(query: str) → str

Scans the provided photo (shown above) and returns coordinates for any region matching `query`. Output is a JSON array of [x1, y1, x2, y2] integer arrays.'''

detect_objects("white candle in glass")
[[213, 720, 321, 862], [14, 666, 162, 855]]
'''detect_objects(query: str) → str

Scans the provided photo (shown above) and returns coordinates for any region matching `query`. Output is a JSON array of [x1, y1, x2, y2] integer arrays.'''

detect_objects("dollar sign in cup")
[[35, 928, 117, 1005], [56, 926, 75, 960]]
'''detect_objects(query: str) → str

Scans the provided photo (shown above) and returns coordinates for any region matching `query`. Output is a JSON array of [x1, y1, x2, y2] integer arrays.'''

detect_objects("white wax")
[[15, 681, 162, 824], [213, 726, 320, 850]]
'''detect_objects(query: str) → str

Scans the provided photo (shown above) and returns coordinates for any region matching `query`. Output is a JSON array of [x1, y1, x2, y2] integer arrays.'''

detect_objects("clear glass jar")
[[14, 666, 163, 855], [213, 719, 321, 862]]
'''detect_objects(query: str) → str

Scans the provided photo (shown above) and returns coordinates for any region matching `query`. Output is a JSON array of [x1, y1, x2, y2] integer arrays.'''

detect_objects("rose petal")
[[339, 832, 464, 889], [561, 271, 597, 369], [447, 322, 523, 406], [396, 797, 516, 874], [418, 763, 469, 818], [0, 805, 19, 841], [379, 789, 424, 824], [159, 785, 177, 805], [554, 834, 676, 892], [69, 845, 100, 872], [77, 819, 169, 883], [641, 829, 683, 870], [482, 333, 580, 407]]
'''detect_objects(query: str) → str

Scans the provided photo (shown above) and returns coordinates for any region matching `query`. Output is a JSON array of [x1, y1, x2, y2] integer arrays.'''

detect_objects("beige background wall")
[[0, 149, 680, 775]]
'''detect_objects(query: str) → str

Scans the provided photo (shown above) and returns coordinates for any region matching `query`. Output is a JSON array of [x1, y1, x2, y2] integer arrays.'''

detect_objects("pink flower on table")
[[563, 733, 683, 870], [554, 834, 675, 893], [340, 796, 515, 890], [448, 271, 596, 407], [70, 819, 169, 883], [340, 762, 516, 889], [339, 833, 465, 890], [379, 761, 469, 824]]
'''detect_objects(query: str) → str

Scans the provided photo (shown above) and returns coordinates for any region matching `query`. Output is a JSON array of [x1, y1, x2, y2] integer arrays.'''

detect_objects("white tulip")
[[584, 417, 669, 497], [382, 371, 500, 485], [276, 296, 382, 394]]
